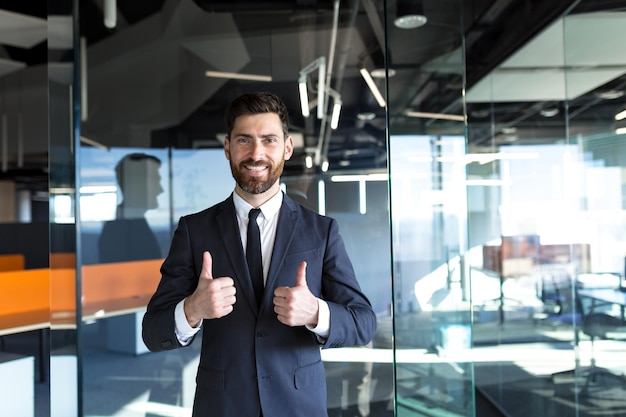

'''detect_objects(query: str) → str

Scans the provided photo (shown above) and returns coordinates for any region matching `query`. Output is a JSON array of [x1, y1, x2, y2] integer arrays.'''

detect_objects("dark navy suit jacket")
[[142, 193, 377, 417]]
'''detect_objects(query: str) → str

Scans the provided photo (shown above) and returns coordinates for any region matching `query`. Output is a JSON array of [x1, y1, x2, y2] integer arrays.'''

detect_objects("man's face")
[[224, 112, 294, 196]]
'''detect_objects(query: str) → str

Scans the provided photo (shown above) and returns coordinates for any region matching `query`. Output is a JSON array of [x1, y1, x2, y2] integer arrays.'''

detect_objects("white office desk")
[[578, 288, 626, 320]]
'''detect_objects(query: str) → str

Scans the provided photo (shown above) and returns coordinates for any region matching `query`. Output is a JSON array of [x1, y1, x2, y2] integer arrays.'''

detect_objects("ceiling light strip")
[[104, 0, 117, 28], [299, 80, 310, 117], [405, 111, 465, 122], [316, 60, 326, 119], [330, 101, 341, 129], [1, 114, 6, 172], [80, 136, 110, 151], [615, 109, 626, 121], [359, 68, 386, 107], [205, 71, 272, 82]]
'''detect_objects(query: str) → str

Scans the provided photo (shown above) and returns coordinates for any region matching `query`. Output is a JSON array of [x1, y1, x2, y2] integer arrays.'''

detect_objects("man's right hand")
[[184, 251, 236, 327]]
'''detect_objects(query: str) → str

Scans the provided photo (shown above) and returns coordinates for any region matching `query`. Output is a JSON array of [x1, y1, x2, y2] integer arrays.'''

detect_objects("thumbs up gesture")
[[184, 251, 236, 327], [273, 261, 319, 327]]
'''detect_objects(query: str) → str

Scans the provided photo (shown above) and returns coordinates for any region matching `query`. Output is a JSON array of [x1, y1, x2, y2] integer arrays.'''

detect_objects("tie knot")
[[249, 208, 261, 221]]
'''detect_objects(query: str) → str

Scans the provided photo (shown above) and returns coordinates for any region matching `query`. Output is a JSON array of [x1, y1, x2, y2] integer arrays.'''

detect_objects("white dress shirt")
[[174, 190, 330, 345]]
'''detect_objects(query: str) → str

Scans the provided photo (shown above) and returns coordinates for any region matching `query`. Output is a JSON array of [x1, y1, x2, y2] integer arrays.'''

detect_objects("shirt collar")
[[233, 190, 283, 220]]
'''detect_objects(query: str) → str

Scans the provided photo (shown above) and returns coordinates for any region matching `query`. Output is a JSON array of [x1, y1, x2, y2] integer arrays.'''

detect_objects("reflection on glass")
[[463, 3, 626, 415], [321, 173, 392, 416], [283, 165, 317, 211], [80, 147, 170, 265], [79, 147, 178, 415], [98, 153, 164, 263], [170, 149, 234, 219], [388, 134, 472, 416]]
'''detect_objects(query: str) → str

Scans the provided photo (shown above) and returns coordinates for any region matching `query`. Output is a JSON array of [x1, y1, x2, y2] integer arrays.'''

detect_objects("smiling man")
[[142, 91, 377, 417]]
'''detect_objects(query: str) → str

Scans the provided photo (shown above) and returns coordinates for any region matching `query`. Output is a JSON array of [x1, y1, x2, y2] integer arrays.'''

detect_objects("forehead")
[[231, 113, 284, 135]]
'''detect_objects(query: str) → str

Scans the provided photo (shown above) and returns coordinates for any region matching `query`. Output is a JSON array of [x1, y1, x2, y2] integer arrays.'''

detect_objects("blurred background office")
[[1, 0, 626, 416]]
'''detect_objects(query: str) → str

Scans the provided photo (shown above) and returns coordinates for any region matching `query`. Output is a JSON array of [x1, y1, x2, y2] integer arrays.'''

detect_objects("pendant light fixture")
[[394, 0, 427, 29]]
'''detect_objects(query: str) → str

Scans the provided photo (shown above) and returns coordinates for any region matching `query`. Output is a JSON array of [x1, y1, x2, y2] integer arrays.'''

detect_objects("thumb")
[[200, 251, 213, 280], [295, 261, 307, 287]]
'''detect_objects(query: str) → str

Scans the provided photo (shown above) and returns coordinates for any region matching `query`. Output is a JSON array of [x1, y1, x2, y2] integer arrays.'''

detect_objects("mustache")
[[241, 159, 270, 167]]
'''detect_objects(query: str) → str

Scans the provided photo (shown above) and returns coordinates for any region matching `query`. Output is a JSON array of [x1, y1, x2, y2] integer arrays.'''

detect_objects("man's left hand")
[[273, 261, 319, 327]]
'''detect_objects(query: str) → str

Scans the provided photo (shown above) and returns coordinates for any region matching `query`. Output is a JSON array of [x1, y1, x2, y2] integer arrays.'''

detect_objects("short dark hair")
[[115, 153, 161, 190], [224, 92, 289, 138]]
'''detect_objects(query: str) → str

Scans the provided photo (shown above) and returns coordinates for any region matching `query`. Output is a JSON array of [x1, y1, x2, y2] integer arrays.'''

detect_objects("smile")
[[245, 165, 267, 171]]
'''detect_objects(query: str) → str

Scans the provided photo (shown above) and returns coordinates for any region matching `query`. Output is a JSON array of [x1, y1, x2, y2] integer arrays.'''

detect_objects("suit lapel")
[[265, 197, 299, 298], [216, 196, 259, 313]]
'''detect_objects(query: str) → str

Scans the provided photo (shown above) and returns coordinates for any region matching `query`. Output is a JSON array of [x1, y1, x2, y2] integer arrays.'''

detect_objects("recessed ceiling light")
[[540, 108, 559, 117], [470, 109, 490, 118], [394, 14, 427, 29], [596, 90, 624, 100], [394, 0, 427, 29], [357, 112, 376, 121]]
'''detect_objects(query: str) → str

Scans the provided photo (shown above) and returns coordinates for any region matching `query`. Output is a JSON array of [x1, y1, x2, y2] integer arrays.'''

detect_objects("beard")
[[230, 158, 284, 194]]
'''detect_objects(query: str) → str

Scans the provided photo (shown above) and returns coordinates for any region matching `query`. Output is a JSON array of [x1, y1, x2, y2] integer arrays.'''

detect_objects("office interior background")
[[1, 0, 626, 416]]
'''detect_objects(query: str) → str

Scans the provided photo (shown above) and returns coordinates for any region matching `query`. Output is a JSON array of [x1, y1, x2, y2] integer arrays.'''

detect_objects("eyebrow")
[[233, 132, 281, 139]]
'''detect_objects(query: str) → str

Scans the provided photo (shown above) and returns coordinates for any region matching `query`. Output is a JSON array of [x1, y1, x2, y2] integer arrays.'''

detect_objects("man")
[[142, 91, 377, 417]]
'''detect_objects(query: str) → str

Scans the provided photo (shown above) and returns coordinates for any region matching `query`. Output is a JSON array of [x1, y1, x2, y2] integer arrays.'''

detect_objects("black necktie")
[[247, 208, 264, 306]]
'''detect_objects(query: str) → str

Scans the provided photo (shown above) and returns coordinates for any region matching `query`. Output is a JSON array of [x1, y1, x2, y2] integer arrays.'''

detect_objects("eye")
[[237, 137, 250, 144]]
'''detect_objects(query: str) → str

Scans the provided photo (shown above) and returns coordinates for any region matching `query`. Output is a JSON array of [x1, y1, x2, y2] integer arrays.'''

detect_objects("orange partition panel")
[[0, 254, 25, 271], [0, 269, 49, 315], [81, 259, 163, 305], [1, 259, 164, 332], [50, 268, 76, 313], [51, 253, 76, 269], [0, 269, 49, 333]]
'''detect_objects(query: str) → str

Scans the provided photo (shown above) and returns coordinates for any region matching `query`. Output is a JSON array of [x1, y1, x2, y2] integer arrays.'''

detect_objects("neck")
[[117, 205, 147, 219], [235, 184, 281, 208]]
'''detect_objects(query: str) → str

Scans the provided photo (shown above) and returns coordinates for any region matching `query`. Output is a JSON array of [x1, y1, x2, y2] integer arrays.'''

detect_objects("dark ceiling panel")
[[1, 0, 625, 176]]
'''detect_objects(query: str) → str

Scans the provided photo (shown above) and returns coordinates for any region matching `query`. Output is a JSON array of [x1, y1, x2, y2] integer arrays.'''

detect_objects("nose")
[[250, 139, 265, 160]]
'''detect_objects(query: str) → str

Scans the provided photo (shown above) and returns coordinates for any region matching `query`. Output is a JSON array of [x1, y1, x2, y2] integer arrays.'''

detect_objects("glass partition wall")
[[0, 3, 53, 416], [464, 1, 626, 416], [385, 0, 472, 415], [75, 1, 395, 416], [2, 0, 626, 416]]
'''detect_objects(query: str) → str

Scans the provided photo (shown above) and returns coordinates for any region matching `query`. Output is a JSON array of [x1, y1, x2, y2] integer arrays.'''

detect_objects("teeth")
[[246, 165, 265, 171]]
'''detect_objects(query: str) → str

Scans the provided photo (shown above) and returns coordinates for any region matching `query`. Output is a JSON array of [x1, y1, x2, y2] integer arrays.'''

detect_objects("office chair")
[[552, 300, 626, 395], [537, 268, 567, 316], [534, 264, 581, 328], [578, 312, 625, 388]]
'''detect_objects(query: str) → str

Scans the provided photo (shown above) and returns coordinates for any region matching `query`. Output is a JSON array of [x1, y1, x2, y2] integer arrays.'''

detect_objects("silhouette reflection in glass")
[[96, 153, 185, 416], [99, 153, 164, 263], [283, 164, 316, 211]]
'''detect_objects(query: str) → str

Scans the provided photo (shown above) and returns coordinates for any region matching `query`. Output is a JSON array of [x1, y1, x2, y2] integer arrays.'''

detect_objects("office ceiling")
[[0, 0, 625, 178]]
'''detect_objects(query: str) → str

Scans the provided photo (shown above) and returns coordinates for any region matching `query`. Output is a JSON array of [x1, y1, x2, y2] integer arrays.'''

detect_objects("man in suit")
[[142, 91, 377, 417]]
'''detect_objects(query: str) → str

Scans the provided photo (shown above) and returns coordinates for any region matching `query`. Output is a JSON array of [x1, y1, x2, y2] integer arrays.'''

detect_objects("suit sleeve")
[[320, 219, 377, 348], [142, 216, 199, 352]]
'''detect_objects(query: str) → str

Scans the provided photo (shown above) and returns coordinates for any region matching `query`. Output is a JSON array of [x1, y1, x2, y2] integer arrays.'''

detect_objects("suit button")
[[256, 331, 264, 338]]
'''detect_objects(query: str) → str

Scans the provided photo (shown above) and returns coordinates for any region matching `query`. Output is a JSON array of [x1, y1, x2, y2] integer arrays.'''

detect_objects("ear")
[[284, 135, 294, 160], [224, 137, 231, 160]]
